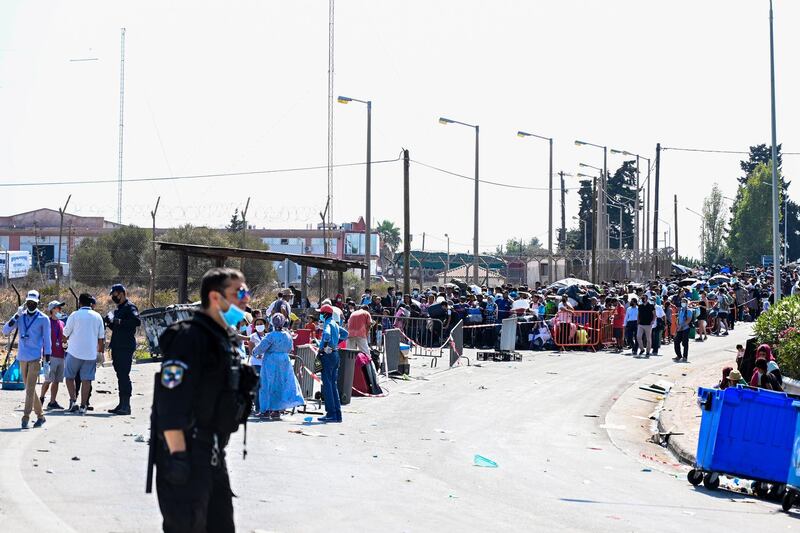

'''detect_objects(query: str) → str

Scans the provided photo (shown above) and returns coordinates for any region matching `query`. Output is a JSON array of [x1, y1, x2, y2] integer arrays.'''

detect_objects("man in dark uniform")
[[106, 283, 141, 415], [149, 267, 255, 533]]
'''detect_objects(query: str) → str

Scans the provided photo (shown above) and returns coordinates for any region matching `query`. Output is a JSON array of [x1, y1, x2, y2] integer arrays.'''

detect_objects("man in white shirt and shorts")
[[64, 293, 106, 414]]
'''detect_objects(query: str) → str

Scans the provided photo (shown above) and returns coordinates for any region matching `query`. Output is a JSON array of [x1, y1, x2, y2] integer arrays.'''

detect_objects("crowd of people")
[[2, 284, 139, 428]]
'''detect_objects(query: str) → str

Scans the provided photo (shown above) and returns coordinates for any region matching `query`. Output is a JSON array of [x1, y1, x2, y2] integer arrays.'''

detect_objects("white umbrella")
[[549, 277, 594, 290]]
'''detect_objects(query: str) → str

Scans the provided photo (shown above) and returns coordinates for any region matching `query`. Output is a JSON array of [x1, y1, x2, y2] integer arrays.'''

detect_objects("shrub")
[[754, 295, 800, 379]]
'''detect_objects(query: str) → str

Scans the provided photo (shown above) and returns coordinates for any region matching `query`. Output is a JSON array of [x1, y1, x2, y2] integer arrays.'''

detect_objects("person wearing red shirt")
[[611, 298, 626, 353], [346, 305, 373, 355], [40, 300, 67, 410]]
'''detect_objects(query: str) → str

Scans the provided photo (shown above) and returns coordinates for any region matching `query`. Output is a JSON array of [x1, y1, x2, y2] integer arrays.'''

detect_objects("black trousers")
[[156, 442, 234, 533], [674, 329, 689, 359], [112, 348, 134, 402]]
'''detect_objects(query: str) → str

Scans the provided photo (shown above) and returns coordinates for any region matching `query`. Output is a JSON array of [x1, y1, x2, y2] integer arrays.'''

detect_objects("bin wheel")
[[783, 491, 796, 512], [753, 481, 769, 498], [687, 469, 703, 486], [703, 472, 720, 490]]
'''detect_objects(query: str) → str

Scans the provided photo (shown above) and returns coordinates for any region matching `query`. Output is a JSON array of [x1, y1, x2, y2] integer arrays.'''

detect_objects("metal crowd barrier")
[[140, 304, 199, 357], [550, 310, 601, 351]]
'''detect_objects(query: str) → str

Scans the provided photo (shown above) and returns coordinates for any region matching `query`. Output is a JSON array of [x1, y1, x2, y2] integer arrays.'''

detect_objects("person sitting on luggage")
[[751, 358, 783, 392]]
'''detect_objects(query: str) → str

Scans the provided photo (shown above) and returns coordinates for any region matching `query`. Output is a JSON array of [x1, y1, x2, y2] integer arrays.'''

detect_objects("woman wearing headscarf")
[[252, 313, 304, 420]]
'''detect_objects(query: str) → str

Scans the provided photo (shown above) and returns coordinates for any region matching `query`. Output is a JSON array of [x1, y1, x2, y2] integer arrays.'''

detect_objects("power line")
[[411, 159, 582, 191], [0, 157, 402, 188], [663, 146, 800, 155]]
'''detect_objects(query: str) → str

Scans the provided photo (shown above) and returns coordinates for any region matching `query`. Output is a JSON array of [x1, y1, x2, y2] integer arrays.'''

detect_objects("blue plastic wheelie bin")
[[781, 401, 800, 511], [687, 386, 796, 496]]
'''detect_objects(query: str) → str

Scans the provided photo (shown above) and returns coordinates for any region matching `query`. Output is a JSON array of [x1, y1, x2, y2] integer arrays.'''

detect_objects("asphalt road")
[[0, 323, 797, 532]]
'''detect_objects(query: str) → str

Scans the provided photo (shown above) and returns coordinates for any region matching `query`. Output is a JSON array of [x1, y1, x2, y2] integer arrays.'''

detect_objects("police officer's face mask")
[[216, 291, 247, 328], [26, 301, 37, 313], [111, 293, 122, 304]]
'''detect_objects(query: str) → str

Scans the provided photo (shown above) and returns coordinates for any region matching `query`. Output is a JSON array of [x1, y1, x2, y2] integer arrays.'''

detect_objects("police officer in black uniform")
[[106, 283, 141, 415], [148, 267, 257, 533]]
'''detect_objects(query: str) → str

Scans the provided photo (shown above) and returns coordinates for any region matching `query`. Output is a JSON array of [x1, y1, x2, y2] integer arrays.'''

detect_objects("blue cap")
[[110, 283, 126, 295]]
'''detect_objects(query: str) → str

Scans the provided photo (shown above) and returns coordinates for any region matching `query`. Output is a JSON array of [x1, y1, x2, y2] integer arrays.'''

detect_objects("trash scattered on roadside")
[[35, 449, 49, 453], [583, 414, 599, 418], [641, 468, 652, 472], [46, 469, 54, 474], [134, 434, 146, 443], [478, 385, 488, 390], [303, 416, 313, 423], [398, 391, 421, 395], [473, 454, 498, 468], [449, 494, 458, 499], [587, 447, 603, 451], [288, 429, 327, 437], [546, 372, 559, 375], [71, 456, 80, 461], [402, 464, 420, 470], [434, 428, 449, 434]]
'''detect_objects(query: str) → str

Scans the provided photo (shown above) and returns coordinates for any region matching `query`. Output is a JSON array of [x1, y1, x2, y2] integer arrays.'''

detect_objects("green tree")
[[566, 179, 593, 250], [495, 237, 543, 256], [238, 234, 276, 289], [739, 144, 782, 185], [701, 183, 728, 265], [72, 238, 119, 286], [98, 225, 150, 285], [727, 163, 782, 267], [227, 208, 245, 233], [156, 225, 233, 290], [606, 161, 638, 249], [375, 220, 401, 276]]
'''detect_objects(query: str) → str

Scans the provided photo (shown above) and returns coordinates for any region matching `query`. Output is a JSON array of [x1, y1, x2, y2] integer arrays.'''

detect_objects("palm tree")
[[375, 220, 401, 277]]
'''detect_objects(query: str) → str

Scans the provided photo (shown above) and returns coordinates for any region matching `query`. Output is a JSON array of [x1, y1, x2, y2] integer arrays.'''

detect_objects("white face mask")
[[255, 324, 266, 333]]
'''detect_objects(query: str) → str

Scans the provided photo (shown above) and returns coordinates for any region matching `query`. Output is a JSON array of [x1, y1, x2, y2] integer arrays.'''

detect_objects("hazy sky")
[[1, 0, 798, 259]]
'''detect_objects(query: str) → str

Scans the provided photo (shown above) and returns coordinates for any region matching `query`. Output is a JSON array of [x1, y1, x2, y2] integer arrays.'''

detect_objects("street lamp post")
[[517, 130, 554, 281], [338, 95, 372, 289], [444, 233, 450, 288], [769, 0, 781, 299], [576, 140, 607, 283], [440, 117, 480, 284]]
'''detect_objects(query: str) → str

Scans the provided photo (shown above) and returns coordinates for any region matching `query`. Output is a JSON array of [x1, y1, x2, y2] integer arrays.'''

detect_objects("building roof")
[[437, 265, 505, 279], [0, 208, 121, 230], [155, 241, 366, 272], [395, 250, 506, 271]]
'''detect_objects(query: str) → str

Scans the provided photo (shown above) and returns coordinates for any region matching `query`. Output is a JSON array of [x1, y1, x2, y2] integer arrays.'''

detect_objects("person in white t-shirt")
[[247, 317, 267, 412], [64, 293, 106, 414]]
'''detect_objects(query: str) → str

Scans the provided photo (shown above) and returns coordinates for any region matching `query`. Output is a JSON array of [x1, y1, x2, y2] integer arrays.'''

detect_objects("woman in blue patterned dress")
[[252, 313, 304, 420]]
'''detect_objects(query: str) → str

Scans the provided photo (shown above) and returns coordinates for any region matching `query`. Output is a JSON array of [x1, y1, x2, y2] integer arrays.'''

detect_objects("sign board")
[[762, 255, 774, 268], [0, 251, 32, 279]]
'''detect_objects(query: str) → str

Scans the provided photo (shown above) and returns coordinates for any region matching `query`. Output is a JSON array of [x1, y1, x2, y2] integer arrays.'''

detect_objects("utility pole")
[[548, 138, 553, 281], [591, 172, 598, 284], [240, 197, 250, 271], [319, 203, 329, 299], [653, 143, 661, 278], [473, 125, 480, 285], [403, 149, 411, 294], [150, 196, 160, 307], [56, 194, 71, 294], [674, 195, 679, 261], [422, 232, 426, 252], [634, 156, 640, 262], [559, 171, 566, 254], [364, 100, 372, 290], [117, 28, 126, 225]]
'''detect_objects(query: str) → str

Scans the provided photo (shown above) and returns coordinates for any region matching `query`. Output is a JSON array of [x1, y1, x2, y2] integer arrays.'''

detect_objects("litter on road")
[[473, 455, 498, 468]]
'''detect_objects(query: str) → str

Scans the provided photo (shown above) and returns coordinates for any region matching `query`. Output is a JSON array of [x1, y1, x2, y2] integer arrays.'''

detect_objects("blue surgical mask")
[[219, 295, 246, 328], [319, 314, 325, 322]]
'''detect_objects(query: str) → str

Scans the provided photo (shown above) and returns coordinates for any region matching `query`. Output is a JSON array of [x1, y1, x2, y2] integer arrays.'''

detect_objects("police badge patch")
[[160, 360, 188, 389]]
